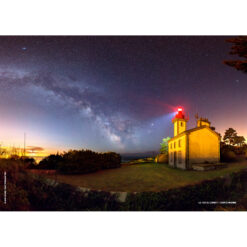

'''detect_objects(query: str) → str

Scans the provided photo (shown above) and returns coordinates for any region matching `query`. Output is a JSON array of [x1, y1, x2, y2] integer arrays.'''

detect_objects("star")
[[22, 47, 27, 51]]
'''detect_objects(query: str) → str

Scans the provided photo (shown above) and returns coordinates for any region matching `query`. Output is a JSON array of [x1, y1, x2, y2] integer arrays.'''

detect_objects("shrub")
[[35, 154, 64, 170], [0, 158, 122, 211], [160, 137, 171, 154], [29, 149, 121, 174], [22, 157, 37, 169], [221, 150, 237, 162], [221, 143, 247, 156], [18, 176, 121, 211], [100, 152, 121, 169], [155, 153, 168, 163], [58, 150, 101, 174], [123, 177, 237, 211], [0, 159, 30, 210]]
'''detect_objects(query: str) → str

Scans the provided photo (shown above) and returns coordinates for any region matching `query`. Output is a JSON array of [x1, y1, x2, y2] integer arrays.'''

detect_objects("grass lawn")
[[46, 161, 247, 192]]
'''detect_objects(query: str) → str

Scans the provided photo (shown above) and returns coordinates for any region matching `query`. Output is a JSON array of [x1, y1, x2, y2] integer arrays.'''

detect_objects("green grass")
[[46, 161, 247, 192]]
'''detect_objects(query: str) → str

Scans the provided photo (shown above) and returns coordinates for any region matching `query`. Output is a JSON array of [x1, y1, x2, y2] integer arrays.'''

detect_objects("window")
[[178, 151, 182, 164], [178, 139, 181, 147], [181, 122, 183, 127], [174, 142, 176, 148], [170, 143, 172, 149], [170, 152, 173, 162]]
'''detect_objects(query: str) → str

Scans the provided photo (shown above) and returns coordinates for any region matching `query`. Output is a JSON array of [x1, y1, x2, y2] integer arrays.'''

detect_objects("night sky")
[[0, 36, 246, 154]]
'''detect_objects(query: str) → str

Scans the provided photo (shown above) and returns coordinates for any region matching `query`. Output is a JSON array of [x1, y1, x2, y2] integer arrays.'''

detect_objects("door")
[[174, 151, 177, 168]]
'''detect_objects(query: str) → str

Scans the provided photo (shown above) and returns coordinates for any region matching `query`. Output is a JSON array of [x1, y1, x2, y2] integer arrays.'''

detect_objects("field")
[[46, 160, 247, 192]]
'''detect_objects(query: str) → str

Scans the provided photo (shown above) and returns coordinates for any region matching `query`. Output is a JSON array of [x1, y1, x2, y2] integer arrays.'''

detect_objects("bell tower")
[[172, 107, 188, 137]]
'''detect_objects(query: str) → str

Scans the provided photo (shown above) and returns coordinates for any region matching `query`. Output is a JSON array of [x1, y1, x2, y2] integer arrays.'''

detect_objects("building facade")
[[168, 108, 220, 169]]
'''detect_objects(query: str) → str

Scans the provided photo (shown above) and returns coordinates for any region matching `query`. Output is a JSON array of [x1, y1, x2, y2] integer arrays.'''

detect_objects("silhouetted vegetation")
[[223, 128, 238, 145], [224, 36, 247, 73], [223, 128, 245, 147], [1, 159, 247, 211], [30, 149, 121, 174], [220, 128, 247, 162], [123, 170, 247, 211], [37, 154, 64, 170], [0, 159, 31, 210], [221, 147, 237, 162], [22, 157, 37, 168], [58, 150, 121, 174], [0, 159, 121, 211]]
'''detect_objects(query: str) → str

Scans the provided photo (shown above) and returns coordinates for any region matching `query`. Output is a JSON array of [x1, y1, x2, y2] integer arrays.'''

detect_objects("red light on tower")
[[172, 106, 188, 122]]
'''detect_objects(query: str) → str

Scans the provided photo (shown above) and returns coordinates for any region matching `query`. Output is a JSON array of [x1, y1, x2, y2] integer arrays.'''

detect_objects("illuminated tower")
[[172, 107, 188, 137]]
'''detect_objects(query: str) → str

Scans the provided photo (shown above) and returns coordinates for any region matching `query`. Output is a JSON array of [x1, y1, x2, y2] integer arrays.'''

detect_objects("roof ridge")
[[168, 126, 220, 141]]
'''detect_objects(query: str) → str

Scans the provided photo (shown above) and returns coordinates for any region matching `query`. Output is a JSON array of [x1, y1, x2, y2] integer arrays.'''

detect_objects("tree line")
[[223, 128, 245, 147]]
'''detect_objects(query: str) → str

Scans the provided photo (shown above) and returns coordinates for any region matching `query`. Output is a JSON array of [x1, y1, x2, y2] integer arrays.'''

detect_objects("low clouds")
[[26, 146, 44, 152]]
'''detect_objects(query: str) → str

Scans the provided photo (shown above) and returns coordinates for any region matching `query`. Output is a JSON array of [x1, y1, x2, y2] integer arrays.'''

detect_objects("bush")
[[58, 150, 101, 174], [34, 149, 121, 174], [221, 143, 247, 156], [0, 159, 122, 211], [220, 144, 237, 162], [100, 152, 121, 169], [0, 159, 30, 210], [22, 157, 37, 169], [221, 150, 237, 162], [122, 175, 245, 211], [38, 154, 64, 170], [155, 154, 168, 163]]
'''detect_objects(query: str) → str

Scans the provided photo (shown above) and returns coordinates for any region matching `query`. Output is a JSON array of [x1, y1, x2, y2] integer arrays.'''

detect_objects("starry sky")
[[0, 36, 246, 155]]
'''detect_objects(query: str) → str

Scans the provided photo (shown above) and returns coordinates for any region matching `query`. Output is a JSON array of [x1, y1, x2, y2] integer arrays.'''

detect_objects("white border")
[[1, 212, 246, 247], [1, 1, 247, 247], [0, 0, 246, 35]]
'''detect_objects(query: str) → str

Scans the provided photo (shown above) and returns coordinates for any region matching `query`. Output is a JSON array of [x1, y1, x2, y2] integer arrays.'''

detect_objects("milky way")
[[0, 36, 246, 153]]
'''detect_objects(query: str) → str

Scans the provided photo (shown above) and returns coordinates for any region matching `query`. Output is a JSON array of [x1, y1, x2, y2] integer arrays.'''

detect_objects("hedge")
[[31, 149, 121, 174]]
